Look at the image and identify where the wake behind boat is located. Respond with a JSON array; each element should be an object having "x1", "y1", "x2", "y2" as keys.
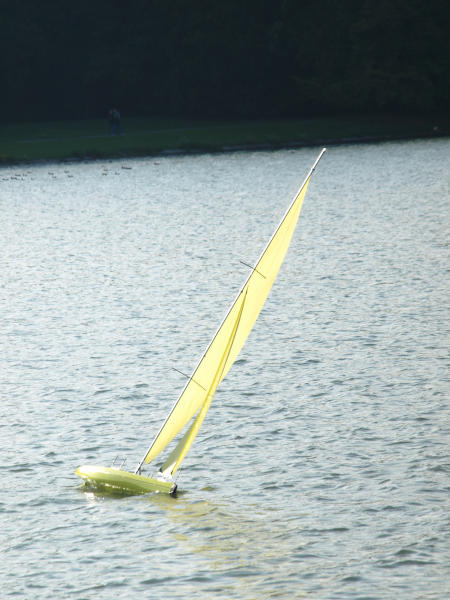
[{"x1": 76, "y1": 149, "x2": 326, "y2": 496}]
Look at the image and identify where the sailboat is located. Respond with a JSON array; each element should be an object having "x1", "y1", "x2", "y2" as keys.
[{"x1": 76, "y1": 148, "x2": 326, "y2": 496}]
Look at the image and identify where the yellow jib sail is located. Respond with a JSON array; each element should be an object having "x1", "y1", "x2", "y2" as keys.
[
  {"x1": 135, "y1": 149, "x2": 326, "y2": 477},
  {"x1": 161, "y1": 289, "x2": 248, "y2": 476}
]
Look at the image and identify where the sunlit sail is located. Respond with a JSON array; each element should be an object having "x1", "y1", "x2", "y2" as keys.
[
  {"x1": 134, "y1": 148, "x2": 326, "y2": 477},
  {"x1": 76, "y1": 148, "x2": 326, "y2": 496},
  {"x1": 160, "y1": 289, "x2": 248, "y2": 477}
]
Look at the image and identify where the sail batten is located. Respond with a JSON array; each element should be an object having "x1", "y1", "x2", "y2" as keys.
[{"x1": 134, "y1": 149, "x2": 326, "y2": 476}]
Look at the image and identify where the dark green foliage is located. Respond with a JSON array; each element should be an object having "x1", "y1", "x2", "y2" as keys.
[{"x1": 0, "y1": 0, "x2": 448, "y2": 122}]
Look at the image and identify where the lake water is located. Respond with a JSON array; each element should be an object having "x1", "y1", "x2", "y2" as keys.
[{"x1": 1, "y1": 139, "x2": 449, "y2": 599}]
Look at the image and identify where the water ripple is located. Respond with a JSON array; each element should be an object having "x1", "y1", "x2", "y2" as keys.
[{"x1": 1, "y1": 140, "x2": 449, "y2": 599}]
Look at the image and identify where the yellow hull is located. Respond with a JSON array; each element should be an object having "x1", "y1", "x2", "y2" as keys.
[{"x1": 75, "y1": 465, "x2": 177, "y2": 496}]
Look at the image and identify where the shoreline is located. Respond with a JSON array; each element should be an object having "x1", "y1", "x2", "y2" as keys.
[{"x1": 1, "y1": 115, "x2": 448, "y2": 167}]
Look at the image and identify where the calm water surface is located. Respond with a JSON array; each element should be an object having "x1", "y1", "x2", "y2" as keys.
[{"x1": 1, "y1": 139, "x2": 449, "y2": 599}]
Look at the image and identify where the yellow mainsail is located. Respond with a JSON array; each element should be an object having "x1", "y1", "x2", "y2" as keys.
[{"x1": 135, "y1": 149, "x2": 326, "y2": 477}]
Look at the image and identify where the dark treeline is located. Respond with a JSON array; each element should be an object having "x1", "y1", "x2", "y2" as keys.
[{"x1": 1, "y1": 0, "x2": 449, "y2": 123}]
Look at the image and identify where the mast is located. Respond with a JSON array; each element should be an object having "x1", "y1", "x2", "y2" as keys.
[{"x1": 134, "y1": 148, "x2": 326, "y2": 476}]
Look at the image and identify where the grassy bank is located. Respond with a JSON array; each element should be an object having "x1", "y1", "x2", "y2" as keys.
[{"x1": 1, "y1": 114, "x2": 448, "y2": 165}]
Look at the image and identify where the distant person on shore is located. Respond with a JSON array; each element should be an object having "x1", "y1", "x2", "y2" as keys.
[
  {"x1": 108, "y1": 108, "x2": 123, "y2": 135},
  {"x1": 108, "y1": 108, "x2": 114, "y2": 134}
]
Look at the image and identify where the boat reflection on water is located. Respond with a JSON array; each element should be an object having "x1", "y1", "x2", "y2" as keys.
[{"x1": 145, "y1": 493, "x2": 310, "y2": 598}]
